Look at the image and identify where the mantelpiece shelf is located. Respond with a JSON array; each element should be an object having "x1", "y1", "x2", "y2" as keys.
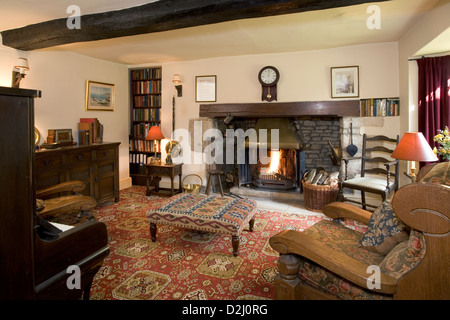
[{"x1": 199, "y1": 100, "x2": 360, "y2": 118}]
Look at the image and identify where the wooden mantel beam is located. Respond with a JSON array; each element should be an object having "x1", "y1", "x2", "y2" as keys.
[
  {"x1": 199, "y1": 101, "x2": 361, "y2": 118},
  {"x1": 1, "y1": 0, "x2": 388, "y2": 51}
]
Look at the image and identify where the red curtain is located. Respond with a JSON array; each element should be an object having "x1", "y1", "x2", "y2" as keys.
[{"x1": 417, "y1": 56, "x2": 450, "y2": 158}]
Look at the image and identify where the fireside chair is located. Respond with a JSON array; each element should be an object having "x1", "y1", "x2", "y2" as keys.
[
  {"x1": 340, "y1": 134, "x2": 399, "y2": 210},
  {"x1": 37, "y1": 181, "x2": 97, "y2": 225},
  {"x1": 269, "y1": 162, "x2": 450, "y2": 300}
]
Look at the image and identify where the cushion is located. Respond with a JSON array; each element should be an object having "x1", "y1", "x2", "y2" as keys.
[
  {"x1": 342, "y1": 177, "x2": 395, "y2": 192},
  {"x1": 379, "y1": 230, "x2": 426, "y2": 279},
  {"x1": 421, "y1": 162, "x2": 450, "y2": 186},
  {"x1": 297, "y1": 256, "x2": 392, "y2": 300},
  {"x1": 298, "y1": 220, "x2": 390, "y2": 300},
  {"x1": 304, "y1": 220, "x2": 384, "y2": 265},
  {"x1": 359, "y1": 200, "x2": 409, "y2": 255}
]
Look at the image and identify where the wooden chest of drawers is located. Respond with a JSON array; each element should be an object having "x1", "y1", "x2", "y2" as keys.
[{"x1": 35, "y1": 142, "x2": 120, "y2": 203}]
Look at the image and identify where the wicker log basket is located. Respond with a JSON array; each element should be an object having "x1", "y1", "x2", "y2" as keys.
[{"x1": 302, "y1": 180, "x2": 339, "y2": 212}]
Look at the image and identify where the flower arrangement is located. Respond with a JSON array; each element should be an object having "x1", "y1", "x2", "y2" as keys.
[{"x1": 433, "y1": 126, "x2": 450, "y2": 160}]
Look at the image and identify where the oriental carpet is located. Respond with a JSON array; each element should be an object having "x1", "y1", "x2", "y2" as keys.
[{"x1": 87, "y1": 186, "x2": 365, "y2": 300}]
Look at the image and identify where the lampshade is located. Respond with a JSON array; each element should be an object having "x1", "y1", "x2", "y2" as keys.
[
  {"x1": 172, "y1": 74, "x2": 181, "y2": 85},
  {"x1": 14, "y1": 58, "x2": 29, "y2": 71},
  {"x1": 146, "y1": 126, "x2": 164, "y2": 140},
  {"x1": 391, "y1": 132, "x2": 438, "y2": 162}
]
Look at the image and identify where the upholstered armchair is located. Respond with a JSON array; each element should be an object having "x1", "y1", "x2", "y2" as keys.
[
  {"x1": 37, "y1": 181, "x2": 97, "y2": 225},
  {"x1": 270, "y1": 162, "x2": 449, "y2": 300}
]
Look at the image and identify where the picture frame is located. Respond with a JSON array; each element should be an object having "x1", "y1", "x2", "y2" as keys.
[
  {"x1": 54, "y1": 129, "x2": 73, "y2": 144},
  {"x1": 330, "y1": 66, "x2": 359, "y2": 98},
  {"x1": 195, "y1": 75, "x2": 216, "y2": 102},
  {"x1": 85, "y1": 80, "x2": 115, "y2": 111}
]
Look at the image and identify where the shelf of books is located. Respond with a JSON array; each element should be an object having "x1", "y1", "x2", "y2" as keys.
[
  {"x1": 129, "y1": 67, "x2": 162, "y2": 185},
  {"x1": 360, "y1": 98, "x2": 399, "y2": 117}
]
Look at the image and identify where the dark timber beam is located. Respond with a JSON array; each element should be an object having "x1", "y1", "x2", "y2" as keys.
[
  {"x1": 1, "y1": 0, "x2": 388, "y2": 51},
  {"x1": 199, "y1": 101, "x2": 361, "y2": 118}
]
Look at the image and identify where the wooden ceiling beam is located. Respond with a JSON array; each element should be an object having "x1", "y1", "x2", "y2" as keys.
[{"x1": 1, "y1": 0, "x2": 388, "y2": 51}]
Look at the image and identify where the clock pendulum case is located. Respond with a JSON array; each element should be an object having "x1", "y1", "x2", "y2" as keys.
[{"x1": 258, "y1": 66, "x2": 280, "y2": 102}]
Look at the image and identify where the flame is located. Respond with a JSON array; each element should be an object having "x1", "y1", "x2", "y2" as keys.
[{"x1": 269, "y1": 150, "x2": 280, "y2": 173}]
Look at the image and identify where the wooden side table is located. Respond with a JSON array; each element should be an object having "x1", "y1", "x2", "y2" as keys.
[{"x1": 145, "y1": 163, "x2": 183, "y2": 196}]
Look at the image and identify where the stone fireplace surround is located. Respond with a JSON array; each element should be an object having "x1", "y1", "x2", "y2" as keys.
[{"x1": 198, "y1": 100, "x2": 363, "y2": 195}]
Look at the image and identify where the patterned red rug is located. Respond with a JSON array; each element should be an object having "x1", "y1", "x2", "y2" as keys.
[{"x1": 89, "y1": 186, "x2": 364, "y2": 300}]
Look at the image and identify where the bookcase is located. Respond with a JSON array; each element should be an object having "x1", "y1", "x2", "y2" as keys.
[
  {"x1": 359, "y1": 97, "x2": 399, "y2": 117},
  {"x1": 129, "y1": 67, "x2": 162, "y2": 185}
]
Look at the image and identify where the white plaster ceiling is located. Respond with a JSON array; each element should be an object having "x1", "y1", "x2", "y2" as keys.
[{"x1": 0, "y1": 0, "x2": 448, "y2": 65}]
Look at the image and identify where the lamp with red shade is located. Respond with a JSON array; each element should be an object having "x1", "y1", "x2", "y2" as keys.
[
  {"x1": 146, "y1": 126, "x2": 165, "y2": 164},
  {"x1": 391, "y1": 132, "x2": 438, "y2": 182}
]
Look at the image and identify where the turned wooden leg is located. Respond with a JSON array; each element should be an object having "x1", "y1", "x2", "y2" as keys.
[
  {"x1": 249, "y1": 217, "x2": 255, "y2": 232},
  {"x1": 232, "y1": 235, "x2": 239, "y2": 256},
  {"x1": 150, "y1": 223, "x2": 157, "y2": 242},
  {"x1": 274, "y1": 254, "x2": 302, "y2": 300},
  {"x1": 83, "y1": 282, "x2": 92, "y2": 300}
]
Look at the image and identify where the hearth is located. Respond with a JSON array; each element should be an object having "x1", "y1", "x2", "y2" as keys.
[{"x1": 251, "y1": 149, "x2": 302, "y2": 190}]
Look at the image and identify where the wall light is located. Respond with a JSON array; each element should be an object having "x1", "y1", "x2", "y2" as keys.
[
  {"x1": 172, "y1": 74, "x2": 182, "y2": 97},
  {"x1": 12, "y1": 58, "x2": 29, "y2": 88}
]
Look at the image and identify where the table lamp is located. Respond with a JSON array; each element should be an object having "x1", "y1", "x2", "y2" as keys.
[
  {"x1": 146, "y1": 126, "x2": 164, "y2": 164},
  {"x1": 391, "y1": 132, "x2": 438, "y2": 182}
]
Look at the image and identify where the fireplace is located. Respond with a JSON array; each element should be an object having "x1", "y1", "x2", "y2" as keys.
[
  {"x1": 250, "y1": 149, "x2": 303, "y2": 190},
  {"x1": 198, "y1": 101, "x2": 357, "y2": 193},
  {"x1": 236, "y1": 118, "x2": 307, "y2": 190}
]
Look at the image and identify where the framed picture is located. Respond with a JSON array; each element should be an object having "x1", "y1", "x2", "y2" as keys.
[
  {"x1": 85, "y1": 80, "x2": 115, "y2": 111},
  {"x1": 330, "y1": 66, "x2": 359, "y2": 98},
  {"x1": 195, "y1": 75, "x2": 216, "y2": 102}
]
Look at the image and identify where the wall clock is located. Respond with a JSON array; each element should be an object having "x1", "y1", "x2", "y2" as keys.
[{"x1": 258, "y1": 66, "x2": 279, "y2": 102}]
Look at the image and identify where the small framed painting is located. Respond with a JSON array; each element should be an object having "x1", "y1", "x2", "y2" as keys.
[
  {"x1": 330, "y1": 66, "x2": 359, "y2": 98},
  {"x1": 85, "y1": 80, "x2": 115, "y2": 111},
  {"x1": 195, "y1": 75, "x2": 216, "y2": 102}
]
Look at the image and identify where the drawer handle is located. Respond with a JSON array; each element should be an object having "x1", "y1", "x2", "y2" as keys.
[
  {"x1": 45, "y1": 160, "x2": 51, "y2": 166},
  {"x1": 78, "y1": 154, "x2": 83, "y2": 160},
  {"x1": 103, "y1": 151, "x2": 107, "y2": 156}
]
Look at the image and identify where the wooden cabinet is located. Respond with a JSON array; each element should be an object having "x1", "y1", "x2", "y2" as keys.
[{"x1": 35, "y1": 142, "x2": 120, "y2": 203}]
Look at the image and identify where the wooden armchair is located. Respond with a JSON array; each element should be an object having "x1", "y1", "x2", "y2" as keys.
[
  {"x1": 269, "y1": 162, "x2": 450, "y2": 300},
  {"x1": 37, "y1": 181, "x2": 97, "y2": 224}
]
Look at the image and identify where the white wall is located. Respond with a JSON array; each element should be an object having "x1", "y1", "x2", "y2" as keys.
[
  {"x1": 397, "y1": 0, "x2": 450, "y2": 185},
  {"x1": 135, "y1": 42, "x2": 400, "y2": 186},
  {"x1": 1, "y1": 36, "x2": 401, "y2": 190},
  {"x1": 0, "y1": 40, "x2": 131, "y2": 189}
]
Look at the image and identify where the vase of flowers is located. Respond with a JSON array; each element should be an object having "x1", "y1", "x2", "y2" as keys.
[{"x1": 433, "y1": 126, "x2": 450, "y2": 160}]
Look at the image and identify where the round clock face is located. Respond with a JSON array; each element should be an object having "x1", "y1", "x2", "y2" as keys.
[{"x1": 259, "y1": 66, "x2": 279, "y2": 85}]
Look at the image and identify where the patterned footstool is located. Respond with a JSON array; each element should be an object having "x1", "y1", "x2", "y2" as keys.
[{"x1": 146, "y1": 193, "x2": 256, "y2": 256}]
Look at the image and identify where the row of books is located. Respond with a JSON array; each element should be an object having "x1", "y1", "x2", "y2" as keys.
[
  {"x1": 132, "y1": 122, "x2": 160, "y2": 139},
  {"x1": 129, "y1": 154, "x2": 151, "y2": 175},
  {"x1": 134, "y1": 95, "x2": 161, "y2": 108},
  {"x1": 78, "y1": 118, "x2": 103, "y2": 145},
  {"x1": 132, "y1": 80, "x2": 162, "y2": 95},
  {"x1": 129, "y1": 139, "x2": 161, "y2": 153},
  {"x1": 130, "y1": 68, "x2": 161, "y2": 81},
  {"x1": 133, "y1": 108, "x2": 160, "y2": 122},
  {"x1": 360, "y1": 98, "x2": 400, "y2": 117}
]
